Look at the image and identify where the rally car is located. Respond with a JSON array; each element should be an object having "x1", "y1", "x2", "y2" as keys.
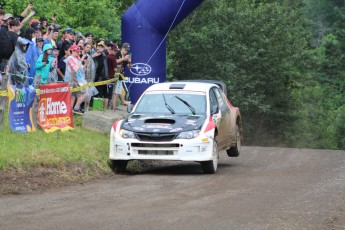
[{"x1": 109, "y1": 81, "x2": 243, "y2": 174}]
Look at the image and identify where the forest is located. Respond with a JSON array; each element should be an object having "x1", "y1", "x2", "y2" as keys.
[{"x1": 1, "y1": 0, "x2": 344, "y2": 150}]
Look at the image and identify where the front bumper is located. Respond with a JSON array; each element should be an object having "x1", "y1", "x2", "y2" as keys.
[{"x1": 109, "y1": 129, "x2": 215, "y2": 162}]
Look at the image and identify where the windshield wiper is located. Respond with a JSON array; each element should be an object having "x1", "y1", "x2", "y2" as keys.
[
  {"x1": 163, "y1": 94, "x2": 175, "y2": 114},
  {"x1": 175, "y1": 96, "x2": 196, "y2": 115}
]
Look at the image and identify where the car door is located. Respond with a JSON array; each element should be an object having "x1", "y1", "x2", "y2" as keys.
[{"x1": 209, "y1": 87, "x2": 232, "y2": 150}]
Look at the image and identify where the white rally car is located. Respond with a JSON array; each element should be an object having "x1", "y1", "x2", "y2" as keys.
[{"x1": 109, "y1": 81, "x2": 243, "y2": 174}]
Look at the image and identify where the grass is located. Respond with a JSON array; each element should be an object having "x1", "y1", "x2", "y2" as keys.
[{"x1": 0, "y1": 110, "x2": 111, "y2": 174}]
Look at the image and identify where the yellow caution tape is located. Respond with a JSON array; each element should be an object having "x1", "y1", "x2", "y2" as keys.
[{"x1": 0, "y1": 73, "x2": 127, "y2": 97}]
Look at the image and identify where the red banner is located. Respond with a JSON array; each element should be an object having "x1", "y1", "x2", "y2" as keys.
[{"x1": 38, "y1": 83, "x2": 74, "y2": 133}]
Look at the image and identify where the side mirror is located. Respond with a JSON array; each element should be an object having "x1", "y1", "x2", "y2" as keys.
[
  {"x1": 211, "y1": 104, "x2": 219, "y2": 115},
  {"x1": 127, "y1": 103, "x2": 133, "y2": 113}
]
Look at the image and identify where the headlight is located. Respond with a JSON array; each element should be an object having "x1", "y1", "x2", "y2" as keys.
[
  {"x1": 120, "y1": 129, "x2": 135, "y2": 139},
  {"x1": 176, "y1": 130, "x2": 200, "y2": 139}
]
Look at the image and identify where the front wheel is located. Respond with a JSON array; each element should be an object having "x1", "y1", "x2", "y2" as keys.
[
  {"x1": 227, "y1": 124, "x2": 241, "y2": 157},
  {"x1": 110, "y1": 160, "x2": 128, "y2": 174},
  {"x1": 201, "y1": 140, "x2": 218, "y2": 174}
]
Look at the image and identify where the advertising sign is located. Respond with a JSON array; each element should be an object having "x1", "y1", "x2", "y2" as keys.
[
  {"x1": 122, "y1": 0, "x2": 204, "y2": 103},
  {"x1": 8, "y1": 85, "x2": 36, "y2": 133},
  {"x1": 38, "y1": 83, "x2": 74, "y2": 133}
]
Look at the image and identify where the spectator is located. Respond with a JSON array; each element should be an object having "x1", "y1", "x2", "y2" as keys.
[
  {"x1": 48, "y1": 47, "x2": 59, "y2": 83},
  {"x1": 106, "y1": 45, "x2": 118, "y2": 110},
  {"x1": 24, "y1": 27, "x2": 40, "y2": 85},
  {"x1": 64, "y1": 45, "x2": 88, "y2": 113},
  {"x1": 32, "y1": 24, "x2": 43, "y2": 43},
  {"x1": 1, "y1": 3, "x2": 35, "y2": 32},
  {"x1": 42, "y1": 15, "x2": 58, "y2": 40},
  {"x1": 0, "y1": 19, "x2": 20, "y2": 72},
  {"x1": 76, "y1": 37, "x2": 85, "y2": 50},
  {"x1": 39, "y1": 16, "x2": 48, "y2": 33},
  {"x1": 57, "y1": 44, "x2": 71, "y2": 82},
  {"x1": 8, "y1": 37, "x2": 29, "y2": 85},
  {"x1": 1, "y1": 13, "x2": 14, "y2": 31},
  {"x1": 35, "y1": 44, "x2": 53, "y2": 84},
  {"x1": 92, "y1": 40, "x2": 108, "y2": 102},
  {"x1": 83, "y1": 43, "x2": 95, "y2": 83},
  {"x1": 58, "y1": 29, "x2": 75, "y2": 61},
  {"x1": 105, "y1": 40, "x2": 114, "y2": 54},
  {"x1": 84, "y1": 32, "x2": 95, "y2": 54},
  {"x1": 114, "y1": 42, "x2": 132, "y2": 106},
  {"x1": 57, "y1": 28, "x2": 72, "y2": 50},
  {"x1": 82, "y1": 42, "x2": 97, "y2": 111},
  {"x1": 43, "y1": 25, "x2": 60, "y2": 58},
  {"x1": 36, "y1": 37, "x2": 44, "y2": 54}
]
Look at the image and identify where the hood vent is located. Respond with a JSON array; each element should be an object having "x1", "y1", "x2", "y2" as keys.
[{"x1": 145, "y1": 118, "x2": 175, "y2": 124}]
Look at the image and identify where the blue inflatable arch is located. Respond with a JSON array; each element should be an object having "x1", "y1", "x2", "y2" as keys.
[{"x1": 122, "y1": 0, "x2": 204, "y2": 103}]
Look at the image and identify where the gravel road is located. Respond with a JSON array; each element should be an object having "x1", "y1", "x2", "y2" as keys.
[{"x1": 0, "y1": 146, "x2": 344, "y2": 230}]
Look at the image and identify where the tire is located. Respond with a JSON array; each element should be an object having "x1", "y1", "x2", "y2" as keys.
[
  {"x1": 201, "y1": 140, "x2": 218, "y2": 174},
  {"x1": 110, "y1": 160, "x2": 128, "y2": 174},
  {"x1": 227, "y1": 124, "x2": 241, "y2": 157}
]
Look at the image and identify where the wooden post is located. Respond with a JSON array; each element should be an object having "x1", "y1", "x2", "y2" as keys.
[
  {"x1": 0, "y1": 72, "x2": 9, "y2": 131},
  {"x1": 32, "y1": 75, "x2": 41, "y2": 129}
]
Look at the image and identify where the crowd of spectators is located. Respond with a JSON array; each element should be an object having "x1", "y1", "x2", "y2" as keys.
[{"x1": 0, "y1": 3, "x2": 132, "y2": 113}]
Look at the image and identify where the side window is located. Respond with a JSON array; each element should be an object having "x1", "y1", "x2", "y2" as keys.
[
  {"x1": 214, "y1": 88, "x2": 225, "y2": 107},
  {"x1": 209, "y1": 88, "x2": 218, "y2": 113}
]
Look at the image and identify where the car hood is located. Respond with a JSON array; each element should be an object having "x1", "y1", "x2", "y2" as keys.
[{"x1": 121, "y1": 114, "x2": 207, "y2": 133}]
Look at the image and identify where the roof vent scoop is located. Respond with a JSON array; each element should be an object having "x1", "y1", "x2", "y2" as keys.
[{"x1": 169, "y1": 84, "x2": 185, "y2": 89}]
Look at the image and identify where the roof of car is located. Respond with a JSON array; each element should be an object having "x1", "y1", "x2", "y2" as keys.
[{"x1": 146, "y1": 81, "x2": 222, "y2": 93}]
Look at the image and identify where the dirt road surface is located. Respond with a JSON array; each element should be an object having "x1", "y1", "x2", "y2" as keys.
[{"x1": 0, "y1": 146, "x2": 345, "y2": 230}]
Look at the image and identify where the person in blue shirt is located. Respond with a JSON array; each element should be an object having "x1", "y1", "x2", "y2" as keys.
[{"x1": 24, "y1": 27, "x2": 40, "y2": 85}]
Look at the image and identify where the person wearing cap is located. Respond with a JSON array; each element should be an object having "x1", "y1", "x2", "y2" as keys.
[
  {"x1": 92, "y1": 40, "x2": 108, "y2": 103},
  {"x1": 6, "y1": 4, "x2": 36, "y2": 32},
  {"x1": 1, "y1": 13, "x2": 14, "y2": 31},
  {"x1": 58, "y1": 29, "x2": 75, "y2": 61},
  {"x1": 36, "y1": 37, "x2": 44, "y2": 53},
  {"x1": 35, "y1": 44, "x2": 54, "y2": 84},
  {"x1": 57, "y1": 28, "x2": 72, "y2": 51},
  {"x1": 64, "y1": 45, "x2": 88, "y2": 113},
  {"x1": 114, "y1": 42, "x2": 132, "y2": 106},
  {"x1": 105, "y1": 44, "x2": 118, "y2": 110},
  {"x1": 32, "y1": 24, "x2": 43, "y2": 43}
]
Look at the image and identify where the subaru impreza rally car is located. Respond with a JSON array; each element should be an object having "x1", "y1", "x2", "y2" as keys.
[{"x1": 109, "y1": 81, "x2": 243, "y2": 174}]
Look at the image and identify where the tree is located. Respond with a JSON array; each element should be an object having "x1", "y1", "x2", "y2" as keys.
[
  {"x1": 168, "y1": 0, "x2": 311, "y2": 146},
  {"x1": 0, "y1": 0, "x2": 123, "y2": 41}
]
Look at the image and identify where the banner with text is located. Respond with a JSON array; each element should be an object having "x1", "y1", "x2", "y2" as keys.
[
  {"x1": 8, "y1": 85, "x2": 36, "y2": 133},
  {"x1": 38, "y1": 83, "x2": 74, "y2": 133}
]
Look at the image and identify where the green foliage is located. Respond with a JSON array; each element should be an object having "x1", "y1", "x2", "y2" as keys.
[
  {"x1": 0, "y1": 0, "x2": 123, "y2": 41},
  {"x1": 169, "y1": 0, "x2": 311, "y2": 146}
]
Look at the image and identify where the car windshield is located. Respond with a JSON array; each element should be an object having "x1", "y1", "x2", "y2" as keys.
[{"x1": 135, "y1": 92, "x2": 206, "y2": 115}]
